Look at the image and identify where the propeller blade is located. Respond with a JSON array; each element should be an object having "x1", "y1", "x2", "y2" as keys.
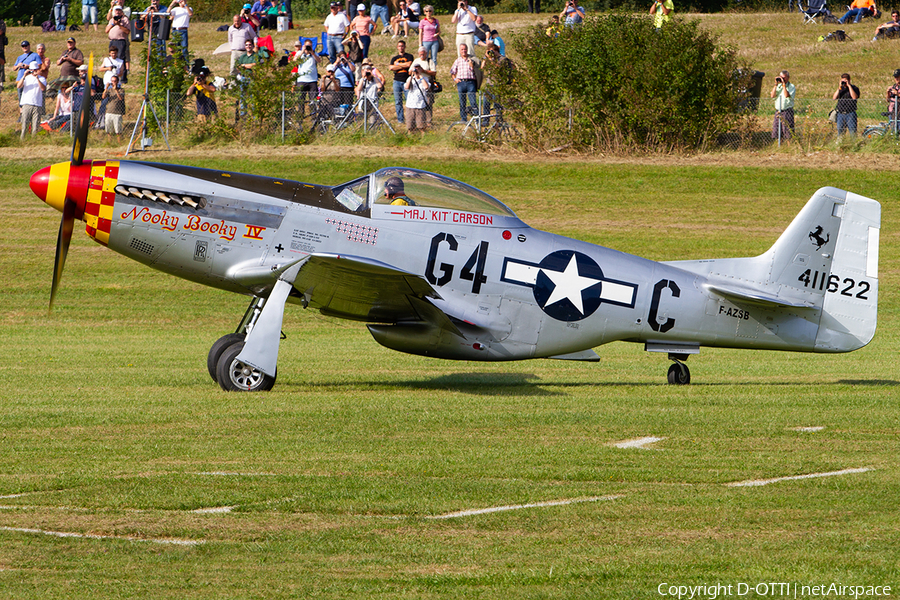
[
  {"x1": 71, "y1": 52, "x2": 94, "y2": 167},
  {"x1": 50, "y1": 198, "x2": 77, "y2": 310}
]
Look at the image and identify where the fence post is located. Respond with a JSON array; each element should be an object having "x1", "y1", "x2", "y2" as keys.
[
  {"x1": 281, "y1": 91, "x2": 286, "y2": 142},
  {"x1": 166, "y1": 89, "x2": 170, "y2": 141}
]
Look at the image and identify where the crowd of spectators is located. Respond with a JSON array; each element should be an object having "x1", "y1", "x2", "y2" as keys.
[
  {"x1": 7, "y1": 1, "x2": 900, "y2": 143},
  {"x1": 2, "y1": 1, "x2": 199, "y2": 139}
]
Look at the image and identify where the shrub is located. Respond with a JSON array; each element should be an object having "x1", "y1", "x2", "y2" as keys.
[
  {"x1": 219, "y1": 55, "x2": 296, "y2": 136},
  {"x1": 488, "y1": 13, "x2": 750, "y2": 151}
]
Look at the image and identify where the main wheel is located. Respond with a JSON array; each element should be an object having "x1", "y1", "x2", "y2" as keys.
[
  {"x1": 216, "y1": 341, "x2": 277, "y2": 392},
  {"x1": 207, "y1": 333, "x2": 246, "y2": 383},
  {"x1": 667, "y1": 362, "x2": 691, "y2": 385}
]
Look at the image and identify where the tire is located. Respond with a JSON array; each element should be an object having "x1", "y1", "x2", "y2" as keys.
[
  {"x1": 863, "y1": 125, "x2": 886, "y2": 139},
  {"x1": 207, "y1": 333, "x2": 246, "y2": 383},
  {"x1": 667, "y1": 363, "x2": 691, "y2": 385},
  {"x1": 216, "y1": 341, "x2": 277, "y2": 392}
]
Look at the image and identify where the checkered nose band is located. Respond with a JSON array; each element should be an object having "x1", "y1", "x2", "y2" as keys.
[{"x1": 30, "y1": 161, "x2": 120, "y2": 247}]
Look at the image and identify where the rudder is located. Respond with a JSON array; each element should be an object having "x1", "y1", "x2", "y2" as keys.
[{"x1": 815, "y1": 190, "x2": 880, "y2": 351}]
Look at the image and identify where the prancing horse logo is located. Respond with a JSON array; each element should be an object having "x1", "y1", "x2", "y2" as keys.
[{"x1": 809, "y1": 226, "x2": 830, "y2": 251}]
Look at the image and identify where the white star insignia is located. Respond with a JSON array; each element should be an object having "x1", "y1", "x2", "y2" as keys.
[{"x1": 541, "y1": 255, "x2": 601, "y2": 315}]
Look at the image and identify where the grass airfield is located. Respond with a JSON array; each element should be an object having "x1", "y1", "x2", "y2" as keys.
[{"x1": 1, "y1": 153, "x2": 898, "y2": 598}]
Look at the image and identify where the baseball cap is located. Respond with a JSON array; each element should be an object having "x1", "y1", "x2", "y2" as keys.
[
  {"x1": 67, "y1": 37, "x2": 76, "y2": 42},
  {"x1": 21, "y1": 40, "x2": 30, "y2": 47},
  {"x1": 77, "y1": 64, "x2": 88, "y2": 71},
  {"x1": 326, "y1": 63, "x2": 336, "y2": 71},
  {"x1": 357, "y1": 3, "x2": 366, "y2": 10}
]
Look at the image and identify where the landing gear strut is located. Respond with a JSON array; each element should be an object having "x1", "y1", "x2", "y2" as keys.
[
  {"x1": 208, "y1": 297, "x2": 279, "y2": 392},
  {"x1": 666, "y1": 353, "x2": 690, "y2": 385}
]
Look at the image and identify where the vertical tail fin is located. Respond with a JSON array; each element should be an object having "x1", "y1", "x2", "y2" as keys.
[
  {"x1": 756, "y1": 187, "x2": 880, "y2": 351},
  {"x1": 668, "y1": 187, "x2": 880, "y2": 352},
  {"x1": 814, "y1": 189, "x2": 880, "y2": 351}
]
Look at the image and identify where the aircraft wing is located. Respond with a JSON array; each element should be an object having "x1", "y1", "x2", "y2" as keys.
[{"x1": 292, "y1": 253, "x2": 444, "y2": 323}]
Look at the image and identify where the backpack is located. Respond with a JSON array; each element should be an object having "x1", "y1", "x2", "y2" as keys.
[
  {"x1": 41, "y1": 20, "x2": 54, "y2": 32},
  {"x1": 818, "y1": 29, "x2": 850, "y2": 42}
]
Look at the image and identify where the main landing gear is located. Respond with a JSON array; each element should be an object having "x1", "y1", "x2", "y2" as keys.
[
  {"x1": 207, "y1": 297, "x2": 278, "y2": 392},
  {"x1": 666, "y1": 353, "x2": 691, "y2": 385}
]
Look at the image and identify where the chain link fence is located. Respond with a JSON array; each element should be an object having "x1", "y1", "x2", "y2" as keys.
[{"x1": 6, "y1": 85, "x2": 900, "y2": 148}]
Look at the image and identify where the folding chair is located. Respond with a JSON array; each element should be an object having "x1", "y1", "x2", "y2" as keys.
[
  {"x1": 801, "y1": 0, "x2": 833, "y2": 23},
  {"x1": 319, "y1": 31, "x2": 330, "y2": 57},
  {"x1": 298, "y1": 36, "x2": 319, "y2": 53}
]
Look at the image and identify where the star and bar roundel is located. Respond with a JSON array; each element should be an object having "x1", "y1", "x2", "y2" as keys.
[{"x1": 501, "y1": 250, "x2": 638, "y2": 322}]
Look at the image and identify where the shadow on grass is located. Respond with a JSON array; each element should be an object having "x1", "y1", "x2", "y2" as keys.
[
  {"x1": 837, "y1": 379, "x2": 900, "y2": 386},
  {"x1": 278, "y1": 374, "x2": 900, "y2": 393}
]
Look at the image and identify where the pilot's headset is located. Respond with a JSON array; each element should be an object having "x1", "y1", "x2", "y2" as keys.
[{"x1": 385, "y1": 177, "x2": 404, "y2": 196}]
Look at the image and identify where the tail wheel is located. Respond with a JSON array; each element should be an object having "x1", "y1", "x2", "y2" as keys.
[
  {"x1": 207, "y1": 333, "x2": 246, "y2": 383},
  {"x1": 216, "y1": 341, "x2": 277, "y2": 392},
  {"x1": 667, "y1": 362, "x2": 690, "y2": 385}
]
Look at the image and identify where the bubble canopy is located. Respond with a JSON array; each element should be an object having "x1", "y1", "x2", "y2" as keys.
[{"x1": 331, "y1": 167, "x2": 518, "y2": 218}]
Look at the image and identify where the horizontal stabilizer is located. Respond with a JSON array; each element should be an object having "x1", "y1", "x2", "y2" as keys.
[{"x1": 706, "y1": 283, "x2": 817, "y2": 309}]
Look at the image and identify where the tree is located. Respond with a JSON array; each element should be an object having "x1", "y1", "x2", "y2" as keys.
[{"x1": 489, "y1": 14, "x2": 750, "y2": 151}]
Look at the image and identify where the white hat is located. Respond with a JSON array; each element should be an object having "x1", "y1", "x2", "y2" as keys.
[
  {"x1": 77, "y1": 64, "x2": 88, "y2": 71},
  {"x1": 326, "y1": 63, "x2": 336, "y2": 71},
  {"x1": 113, "y1": 5, "x2": 123, "y2": 11},
  {"x1": 357, "y1": 3, "x2": 366, "y2": 10},
  {"x1": 29, "y1": 60, "x2": 40, "y2": 69}
]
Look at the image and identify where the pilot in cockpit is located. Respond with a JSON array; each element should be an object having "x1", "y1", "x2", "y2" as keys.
[{"x1": 384, "y1": 176, "x2": 417, "y2": 206}]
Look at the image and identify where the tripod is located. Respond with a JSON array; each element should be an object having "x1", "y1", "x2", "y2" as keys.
[
  {"x1": 126, "y1": 11, "x2": 172, "y2": 155},
  {"x1": 334, "y1": 86, "x2": 395, "y2": 134}
]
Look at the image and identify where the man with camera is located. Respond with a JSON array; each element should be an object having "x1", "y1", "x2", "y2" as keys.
[
  {"x1": 106, "y1": 6, "x2": 131, "y2": 83},
  {"x1": 770, "y1": 70, "x2": 796, "y2": 141},
  {"x1": 16, "y1": 60, "x2": 46, "y2": 139},
  {"x1": 102, "y1": 75, "x2": 126, "y2": 136},
  {"x1": 832, "y1": 73, "x2": 860, "y2": 137},
  {"x1": 560, "y1": 0, "x2": 585, "y2": 27},
  {"x1": 292, "y1": 39, "x2": 320, "y2": 119},
  {"x1": 451, "y1": 0, "x2": 478, "y2": 56},
  {"x1": 56, "y1": 37, "x2": 84, "y2": 83},
  {"x1": 140, "y1": 0, "x2": 170, "y2": 56},
  {"x1": 187, "y1": 66, "x2": 217, "y2": 122},
  {"x1": 13, "y1": 42, "x2": 41, "y2": 103},
  {"x1": 355, "y1": 62, "x2": 383, "y2": 128},
  {"x1": 169, "y1": 0, "x2": 193, "y2": 61}
]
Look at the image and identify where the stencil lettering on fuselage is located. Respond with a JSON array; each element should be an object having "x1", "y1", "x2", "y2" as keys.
[{"x1": 502, "y1": 250, "x2": 638, "y2": 322}]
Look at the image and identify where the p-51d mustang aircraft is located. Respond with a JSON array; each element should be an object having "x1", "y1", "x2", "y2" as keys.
[{"x1": 30, "y1": 65, "x2": 881, "y2": 391}]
